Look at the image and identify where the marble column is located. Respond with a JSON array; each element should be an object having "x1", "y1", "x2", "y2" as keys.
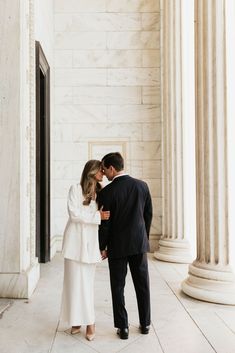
[
  {"x1": 0, "y1": 0, "x2": 39, "y2": 298},
  {"x1": 182, "y1": 0, "x2": 235, "y2": 304},
  {"x1": 154, "y1": 0, "x2": 192, "y2": 263}
]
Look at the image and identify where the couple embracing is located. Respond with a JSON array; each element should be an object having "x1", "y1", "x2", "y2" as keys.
[{"x1": 60, "y1": 152, "x2": 153, "y2": 341}]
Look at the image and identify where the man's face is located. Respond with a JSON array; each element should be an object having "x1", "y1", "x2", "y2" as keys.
[{"x1": 102, "y1": 163, "x2": 114, "y2": 181}]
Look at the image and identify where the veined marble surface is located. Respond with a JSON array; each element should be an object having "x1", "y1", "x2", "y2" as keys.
[
  {"x1": 0, "y1": 0, "x2": 21, "y2": 273},
  {"x1": 53, "y1": 0, "x2": 162, "y2": 245},
  {"x1": 1, "y1": 254, "x2": 235, "y2": 353}
]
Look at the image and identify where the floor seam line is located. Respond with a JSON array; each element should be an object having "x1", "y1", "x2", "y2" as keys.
[{"x1": 152, "y1": 260, "x2": 217, "y2": 353}]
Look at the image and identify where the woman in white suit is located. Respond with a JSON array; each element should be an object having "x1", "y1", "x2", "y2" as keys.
[{"x1": 60, "y1": 160, "x2": 110, "y2": 341}]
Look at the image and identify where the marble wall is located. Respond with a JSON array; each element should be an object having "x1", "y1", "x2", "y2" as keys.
[
  {"x1": 0, "y1": 0, "x2": 40, "y2": 298},
  {"x1": 35, "y1": 0, "x2": 54, "y2": 64},
  {"x1": 0, "y1": 0, "x2": 55, "y2": 298},
  {"x1": 53, "y1": 0, "x2": 162, "y2": 250},
  {"x1": 34, "y1": 0, "x2": 55, "y2": 256},
  {"x1": 0, "y1": 0, "x2": 21, "y2": 273}
]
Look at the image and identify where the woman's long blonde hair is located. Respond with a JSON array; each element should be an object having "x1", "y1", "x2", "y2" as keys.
[{"x1": 80, "y1": 160, "x2": 102, "y2": 205}]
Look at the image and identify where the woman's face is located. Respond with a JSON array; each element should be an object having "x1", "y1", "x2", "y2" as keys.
[{"x1": 94, "y1": 168, "x2": 104, "y2": 182}]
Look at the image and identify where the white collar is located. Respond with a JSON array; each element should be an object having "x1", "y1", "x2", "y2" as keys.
[{"x1": 113, "y1": 173, "x2": 128, "y2": 180}]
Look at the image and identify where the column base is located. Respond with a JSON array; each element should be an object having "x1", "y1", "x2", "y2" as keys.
[
  {"x1": 154, "y1": 239, "x2": 192, "y2": 263},
  {"x1": 149, "y1": 234, "x2": 161, "y2": 253},
  {"x1": 51, "y1": 235, "x2": 63, "y2": 258},
  {"x1": 0, "y1": 261, "x2": 40, "y2": 299},
  {"x1": 182, "y1": 261, "x2": 235, "y2": 305}
]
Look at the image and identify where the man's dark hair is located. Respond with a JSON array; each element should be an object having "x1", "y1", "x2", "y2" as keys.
[{"x1": 102, "y1": 152, "x2": 124, "y2": 171}]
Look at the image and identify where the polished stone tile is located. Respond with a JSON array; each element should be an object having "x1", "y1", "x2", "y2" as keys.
[
  {"x1": 143, "y1": 122, "x2": 161, "y2": 141},
  {"x1": 119, "y1": 330, "x2": 163, "y2": 353},
  {"x1": 142, "y1": 86, "x2": 161, "y2": 104},
  {"x1": 107, "y1": 50, "x2": 142, "y2": 68},
  {"x1": 130, "y1": 141, "x2": 161, "y2": 160},
  {"x1": 188, "y1": 311, "x2": 235, "y2": 353},
  {"x1": 55, "y1": 68, "x2": 107, "y2": 87},
  {"x1": 107, "y1": 31, "x2": 159, "y2": 50},
  {"x1": 55, "y1": 32, "x2": 106, "y2": 50},
  {"x1": 107, "y1": 68, "x2": 159, "y2": 86},
  {"x1": 142, "y1": 13, "x2": 160, "y2": 31},
  {"x1": 0, "y1": 257, "x2": 63, "y2": 353},
  {"x1": 1, "y1": 255, "x2": 235, "y2": 353},
  {"x1": 107, "y1": 105, "x2": 160, "y2": 123},
  {"x1": 54, "y1": 50, "x2": 73, "y2": 68},
  {"x1": 142, "y1": 49, "x2": 160, "y2": 67},
  {"x1": 54, "y1": 104, "x2": 107, "y2": 123},
  {"x1": 106, "y1": 0, "x2": 159, "y2": 13},
  {"x1": 54, "y1": 0, "x2": 106, "y2": 13},
  {"x1": 51, "y1": 331, "x2": 97, "y2": 353},
  {"x1": 54, "y1": 87, "x2": 73, "y2": 104},
  {"x1": 73, "y1": 86, "x2": 142, "y2": 105},
  {"x1": 52, "y1": 0, "x2": 161, "y2": 258},
  {"x1": 53, "y1": 142, "x2": 88, "y2": 161},
  {"x1": 55, "y1": 13, "x2": 141, "y2": 32},
  {"x1": 0, "y1": 299, "x2": 12, "y2": 317}
]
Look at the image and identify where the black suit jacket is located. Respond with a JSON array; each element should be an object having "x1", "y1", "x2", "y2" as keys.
[{"x1": 98, "y1": 175, "x2": 153, "y2": 259}]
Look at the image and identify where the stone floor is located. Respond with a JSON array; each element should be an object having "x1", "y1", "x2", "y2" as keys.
[{"x1": 1, "y1": 253, "x2": 235, "y2": 353}]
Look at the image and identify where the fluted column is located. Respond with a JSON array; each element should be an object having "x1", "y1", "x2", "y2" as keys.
[
  {"x1": 154, "y1": 0, "x2": 192, "y2": 263},
  {"x1": 182, "y1": 0, "x2": 235, "y2": 304}
]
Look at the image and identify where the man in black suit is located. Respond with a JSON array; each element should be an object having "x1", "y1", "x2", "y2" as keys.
[{"x1": 98, "y1": 152, "x2": 152, "y2": 340}]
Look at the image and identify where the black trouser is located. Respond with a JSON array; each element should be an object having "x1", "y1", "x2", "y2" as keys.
[{"x1": 108, "y1": 253, "x2": 151, "y2": 329}]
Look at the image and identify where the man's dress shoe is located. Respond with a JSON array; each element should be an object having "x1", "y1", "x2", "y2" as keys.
[
  {"x1": 117, "y1": 328, "x2": 129, "y2": 339},
  {"x1": 139, "y1": 326, "x2": 150, "y2": 334}
]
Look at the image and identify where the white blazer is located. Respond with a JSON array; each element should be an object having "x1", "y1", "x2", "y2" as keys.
[{"x1": 62, "y1": 184, "x2": 101, "y2": 263}]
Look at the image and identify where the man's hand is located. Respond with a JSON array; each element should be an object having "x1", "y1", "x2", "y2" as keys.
[{"x1": 100, "y1": 250, "x2": 108, "y2": 260}]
